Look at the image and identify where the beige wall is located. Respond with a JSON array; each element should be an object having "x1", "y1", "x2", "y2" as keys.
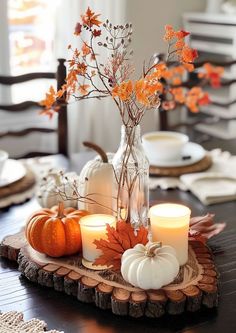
[
  {"x1": 126, "y1": 0, "x2": 206, "y2": 71},
  {"x1": 125, "y1": 0, "x2": 207, "y2": 131}
]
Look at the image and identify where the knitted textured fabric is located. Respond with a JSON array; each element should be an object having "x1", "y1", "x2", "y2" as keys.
[{"x1": 0, "y1": 311, "x2": 64, "y2": 333}]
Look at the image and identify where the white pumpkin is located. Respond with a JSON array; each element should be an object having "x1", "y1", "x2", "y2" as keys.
[
  {"x1": 121, "y1": 242, "x2": 180, "y2": 290},
  {"x1": 36, "y1": 172, "x2": 79, "y2": 208},
  {"x1": 78, "y1": 142, "x2": 114, "y2": 214}
]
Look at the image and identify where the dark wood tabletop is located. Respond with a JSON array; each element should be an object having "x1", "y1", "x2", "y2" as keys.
[{"x1": 0, "y1": 138, "x2": 236, "y2": 333}]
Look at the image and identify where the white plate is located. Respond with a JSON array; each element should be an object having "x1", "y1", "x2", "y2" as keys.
[
  {"x1": 148, "y1": 142, "x2": 206, "y2": 167},
  {"x1": 0, "y1": 159, "x2": 26, "y2": 187}
]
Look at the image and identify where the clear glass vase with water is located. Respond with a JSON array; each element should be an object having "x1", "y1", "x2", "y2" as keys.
[{"x1": 112, "y1": 125, "x2": 149, "y2": 229}]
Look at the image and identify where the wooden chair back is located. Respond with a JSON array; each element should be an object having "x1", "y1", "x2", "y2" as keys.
[{"x1": 0, "y1": 58, "x2": 68, "y2": 158}]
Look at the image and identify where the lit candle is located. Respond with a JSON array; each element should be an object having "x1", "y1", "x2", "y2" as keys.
[
  {"x1": 79, "y1": 214, "x2": 116, "y2": 263},
  {"x1": 149, "y1": 203, "x2": 191, "y2": 265}
]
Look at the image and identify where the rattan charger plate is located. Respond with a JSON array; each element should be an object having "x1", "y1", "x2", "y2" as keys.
[
  {"x1": 149, "y1": 154, "x2": 212, "y2": 177},
  {"x1": 0, "y1": 167, "x2": 36, "y2": 208}
]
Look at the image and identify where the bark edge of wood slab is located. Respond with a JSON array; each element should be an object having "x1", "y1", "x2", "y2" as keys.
[{"x1": 0, "y1": 231, "x2": 219, "y2": 318}]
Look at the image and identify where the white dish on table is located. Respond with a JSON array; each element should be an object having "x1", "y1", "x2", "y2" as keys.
[
  {"x1": 0, "y1": 159, "x2": 26, "y2": 187},
  {"x1": 147, "y1": 142, "x2": 206, "y2": 167},
  {"x1": 142, "y1": 131, "x2": 189, "y2": 162}
]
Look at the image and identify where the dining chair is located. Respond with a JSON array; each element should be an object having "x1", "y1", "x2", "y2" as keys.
[{"x1": 0, "y1": 58, "x2": 68, "y2": 158}]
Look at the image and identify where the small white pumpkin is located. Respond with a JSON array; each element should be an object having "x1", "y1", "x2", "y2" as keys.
[
  {"x1": 78, "y1": 142, "x2": 114, "y2": 214},
  {"x1": 121, "y1": 242, "x2": 180, "y2": 290},
  {"x1": 36, "y1": 172, "x2": 79, "y2": 208}
]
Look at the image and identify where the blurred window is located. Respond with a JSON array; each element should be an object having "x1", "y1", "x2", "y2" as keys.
[
  {"x1": 7, "y1": 0, "x2": 60, "y2": 102},
  {"x1": 1, "y1": 0, "x2": 59, "y2": 157},
  {"x1": 8, "y1": 0, "x2": 58, "y2": 75}
]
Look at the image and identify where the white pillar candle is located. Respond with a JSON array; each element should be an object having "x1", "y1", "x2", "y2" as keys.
[
  {"x1": 79, "y1": 214, "x2": 116, "y2": 262},
  {"x1": 149, "y1": 203, "x2": 191, "y2": 266}
]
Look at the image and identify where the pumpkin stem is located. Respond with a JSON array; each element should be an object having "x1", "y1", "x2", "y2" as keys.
[
  {"x1": 83, "y1": 141, "x2": 108, "y2": 163},
  {"x1": 57, "y1": 201, "x2": 65, "y2": 218},
  {"x1": 145, "y1": 242, "x2": 162, "y2": 257}
]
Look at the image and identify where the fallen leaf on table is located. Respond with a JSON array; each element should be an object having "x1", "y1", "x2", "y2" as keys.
[
  {"x1": 93, "y1": 220, "x2": 148, "y2": 271},
  {"x1": 189, "y1": 213, "x2": 226, "y2": 243}
]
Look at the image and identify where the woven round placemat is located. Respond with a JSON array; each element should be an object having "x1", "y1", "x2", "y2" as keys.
[
  {"x1": 0, "y1": 311, "x2": 63, "y2": 333},
  {"x1": 0, "y1": 167, "x2": 36, "y2": 199},
  {"x1": 149, "y1": 154, "x2": 212, "y2": 177}
]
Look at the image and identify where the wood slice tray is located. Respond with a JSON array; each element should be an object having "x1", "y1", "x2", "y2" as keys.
[
  {"x1": 149, "y1": 155, "x2": 212, "y2": 177},
  {"x1": 0, "y1": 231, "x2": 219, "y2": 318}
]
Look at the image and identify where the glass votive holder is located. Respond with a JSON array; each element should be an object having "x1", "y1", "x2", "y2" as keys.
[{"x1": 79, "y1": 214, "x2": 116, "y2": 269}]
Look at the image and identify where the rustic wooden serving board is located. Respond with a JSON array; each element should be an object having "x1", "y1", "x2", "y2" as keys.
[{"x1": 0, "y1": 231, "x2": 219, "y2": 318}]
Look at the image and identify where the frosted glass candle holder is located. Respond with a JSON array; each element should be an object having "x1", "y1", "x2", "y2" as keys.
[
  {"x1": 149, "y1": 203, "x2": 191, "y2": 266},
  {"x1": 80, "y1": 214, "x2": 116, "y2": 263}
]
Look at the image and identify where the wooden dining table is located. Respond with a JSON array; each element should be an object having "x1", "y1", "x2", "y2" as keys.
[{"x1": 0, "y1": 138, "x2": 236, "y2": 333}]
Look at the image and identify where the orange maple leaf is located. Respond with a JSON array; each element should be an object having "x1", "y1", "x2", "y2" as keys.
[
  {"x1": 163, "y1": 25, "x2": 175, "y2": 41},
  {"x1": 198, "y1": 93, "x2": 210, "y2": 106},
  {"x1": 81, "y1": 7, "x2": 102, "y2": 28},
  {"x1": 82, "y1": 42, "x2": 91, "y2": 56},
  {"x1": 76, "y1": 62, "x2": 87, "y2": 75},
  {"x1": 79, "y1": 84, "x2": 90, "y2": 95},
  {"x1": 134, "y1": 79, "x2": 163, "y2": 106},
  {"x1": 74, "y1": 22, "x2": 82, "y2": 36},
  {"x1": 198, "y1": 63, "x2": 224, "y2": 88},
  {"x1": 134, "y1": 79, "x2": 150, "y2": 106},
  {"x1": 162, "y1": 100, "x2": 176, "y2": 111},
  {"x1": 93, "y1": 29, "x2": 101, "y2": 37},
  {"x1": 112, "y1": 80, "x2": 133, "y2": 101},
  {"x1": 171, "y1": 87, "x2": 186, "y2": 104},
  {"x1": 39, "y1": 108, "x2": 56, "y2": 119},
  {"x1": 175, "y1": 30, "x2": 190, "y2": 39},
  {"x1": 181, "y1": 46, "x2": 198, "y2": 63},
  {"x1": 93, "y1": 220, "x2": 148, "y2": 271},
  {"x1": 189, "y1": 213, "x2": 226, "y2": 243},
  {"x1": 39, "y1": 85, "x2": 56, "y2": 109},
  {"x1": 183, "y1": 63, "x2": 194, "y2": 72},
  {"x1": 175, "y1": 38, "x2": 185, "y2": 50}
]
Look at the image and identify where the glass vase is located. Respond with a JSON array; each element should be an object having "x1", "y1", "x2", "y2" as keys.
[{"x1": 112, "y1": 125, "x2": 149, "y2": 229}]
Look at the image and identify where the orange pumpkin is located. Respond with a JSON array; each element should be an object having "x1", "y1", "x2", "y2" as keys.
[{"x1": 25, "y1": 202, "x2": 89, "y2": 257}]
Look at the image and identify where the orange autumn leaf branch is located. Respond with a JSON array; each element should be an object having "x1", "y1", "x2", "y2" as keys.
[{"x1": 40, "y1": 8, "x2": 224, "y2": 122}]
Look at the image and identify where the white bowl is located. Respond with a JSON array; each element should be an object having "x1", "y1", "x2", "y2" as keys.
[
  {"x1": 0, "y1": 150, "x2": 9, "y2": 179},
  {"x1": 142, "y1": 131, "x2": 189, "y2": 163}
]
